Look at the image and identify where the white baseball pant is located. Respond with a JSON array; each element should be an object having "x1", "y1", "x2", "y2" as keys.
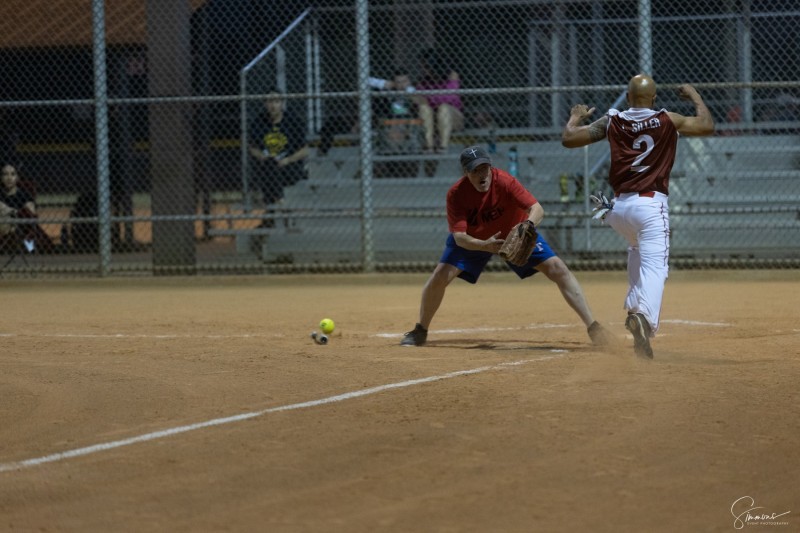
[{"x1": 605, "y1": 192, "x2": 670, "y2": 336}]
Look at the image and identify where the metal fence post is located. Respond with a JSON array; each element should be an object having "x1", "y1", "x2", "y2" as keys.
[
  {"x1": 92, "y1": 0, "x2": 111, "y2": 276},
  {"x1": 355, "y1": 0, "x2": 375, "y2": 272}
]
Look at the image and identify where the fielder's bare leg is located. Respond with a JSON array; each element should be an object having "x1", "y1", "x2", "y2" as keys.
[
  {"x1": 401, "y1": 263, "x2": 461, "y2": 346},
  {"x1": 535, "y1": 257, "x2": 595, "y2": 327},
  {"x1": 418, "y1": 262, "x2": 461, "y2": 329}
]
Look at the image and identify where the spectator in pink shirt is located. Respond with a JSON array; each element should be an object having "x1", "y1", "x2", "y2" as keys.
[{"x1": 415, "y1": 49, "x2": 464, "y2": 154}]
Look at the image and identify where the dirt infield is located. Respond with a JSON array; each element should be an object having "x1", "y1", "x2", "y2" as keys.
[{"x1": 1, "y1": 270, "x2": 798, "y2": 532}]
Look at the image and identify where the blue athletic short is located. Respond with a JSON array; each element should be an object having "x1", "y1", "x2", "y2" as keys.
[{"x1": 440, "y1": 232, "x2": 557, "y2": 284}]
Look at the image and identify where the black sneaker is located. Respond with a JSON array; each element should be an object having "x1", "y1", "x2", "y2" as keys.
[
  {"x1": 625, "y1": 313, "x2": 653, "y2": 359},
  {"x1": 400, "y1": 323, "x2": 428, "y2": 346}
]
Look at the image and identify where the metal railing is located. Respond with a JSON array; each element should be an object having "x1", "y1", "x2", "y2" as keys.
[{"x1": 238, "y1": 7, "x2": 313, "y2": 212}]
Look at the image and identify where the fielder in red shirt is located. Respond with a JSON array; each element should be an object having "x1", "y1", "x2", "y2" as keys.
[{"x1": 400, "y1": 146, "x2": 610, "y2": 347}]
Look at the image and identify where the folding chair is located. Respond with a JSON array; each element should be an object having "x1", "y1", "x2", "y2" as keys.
[
  {"x1": 0, "y1": 179, "x2": 53, "y2": 274},
  {"x1": 0, "y1": 223, "x2": 35, "y2": 272}
]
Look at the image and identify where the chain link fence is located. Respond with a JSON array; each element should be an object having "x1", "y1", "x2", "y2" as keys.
[{"x1": 1, "y1": 0, "x2": 798, "y2": 276}]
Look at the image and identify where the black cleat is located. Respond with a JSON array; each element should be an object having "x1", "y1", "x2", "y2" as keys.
[
  {"x1": 400, "y1": 323, "x2": 428, "y2": 347},
  {"x1": 625, "y1": 313, "x2": 653, "y2": 359}
]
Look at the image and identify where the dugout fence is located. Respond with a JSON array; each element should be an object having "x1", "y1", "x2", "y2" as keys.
[{"x1": 0, "y1": 0, "x2": 798, "y2": 276}]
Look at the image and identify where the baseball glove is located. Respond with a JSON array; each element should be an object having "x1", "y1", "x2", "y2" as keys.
[{"x1": 498, "y1": 220, "x2": 538, "y2": 266}]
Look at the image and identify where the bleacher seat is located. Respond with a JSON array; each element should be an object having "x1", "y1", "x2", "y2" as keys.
[{"x1": 213, "y1": 133, "x2": 800, "y2": 263}]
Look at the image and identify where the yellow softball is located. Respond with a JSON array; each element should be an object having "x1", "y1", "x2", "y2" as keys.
[{"x1": 319, "y1": 318, "x2": 335, "y2": 335}]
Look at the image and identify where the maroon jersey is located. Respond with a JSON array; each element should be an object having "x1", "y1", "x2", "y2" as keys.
[
  {"x1": 447, "y1": 168, "x2": 536, "y2": 240},
  {"x1": 606, "y1": 108, "x2": 678, "y2": 195}
]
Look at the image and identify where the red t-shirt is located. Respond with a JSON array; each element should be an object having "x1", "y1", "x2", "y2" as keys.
[
  {"x1": 446, "y1": 168, "x2": 537, "y2": 240},
  {"x1": 606, "y1": 108, "x2": 678, "y2": 195}
]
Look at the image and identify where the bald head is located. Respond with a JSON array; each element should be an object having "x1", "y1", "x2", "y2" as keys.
[{"x1": 627, "y1": 74, "x2": 657, "y2": 108}]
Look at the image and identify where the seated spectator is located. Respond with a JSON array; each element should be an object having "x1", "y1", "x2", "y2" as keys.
[
  {"x1": 369, "y1": 69, "x2": 417, "y2": 118},
  {"x1": 369, "y1": 69, "x2": 423, "y2": 154},
  {"x1": 414, "y1": 49, "x2": 464, "y2": 154},
  {"x1": 248, "y1": 90, "x2": 310, "y2": 226},
  {"x1": 317, "y1": 70, "x2": 420, "y2": 156},
  {"x1": 0, "y1": 163, "x2": 53, "y2": 253}
]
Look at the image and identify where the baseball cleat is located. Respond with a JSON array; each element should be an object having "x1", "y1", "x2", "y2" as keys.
[
  {"x1": 625, "y1": 313, "x2": 653, "y2": 359},
  {"x1": 400, "y1": 323, "x2": 428, "y2": 347}
]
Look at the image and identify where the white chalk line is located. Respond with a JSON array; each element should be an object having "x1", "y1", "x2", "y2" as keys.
[
  {"x1": 0, "y1": 354, "x2": 564, "y2": 474},
  {"x1": 374, "y1": 323, "x2": 573, "y2": 339},
  {"x1": 661, "y1": 319, "x2": 731, "y2": 327},
  {"x1": 375, "y1": 319, "x2": 731, "y2": 339}
]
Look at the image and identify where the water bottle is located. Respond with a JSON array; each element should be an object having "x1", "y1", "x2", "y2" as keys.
[{"x1": 508, "y1": 145, "x2": 519, "y2": 177}]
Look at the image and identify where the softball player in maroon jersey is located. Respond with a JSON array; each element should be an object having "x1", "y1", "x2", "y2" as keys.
[{"x1": 561, "y1": 74, "x2": 714, "y2": 358}]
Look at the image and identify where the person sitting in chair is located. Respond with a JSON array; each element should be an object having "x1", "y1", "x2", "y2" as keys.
[
  {"x1": 0, "y1": 163, "x2": 34, "y2": 217},
  {"x1": 248, "y1": 90, "x2": 309, "y2": 227},
  {"x1": 0, "y1": 163, "x2": 35, "y2": 238},
  {"x1": 0, "y1": 163, "x2": 53, "y2": 253},
  {"x1": 415, "y1": 49, "x2": 464, "y2": 154}
]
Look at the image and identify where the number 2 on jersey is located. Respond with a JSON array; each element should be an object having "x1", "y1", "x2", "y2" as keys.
[{"x1": 631, "y1": 134, "x2": 654, "y2": 173}]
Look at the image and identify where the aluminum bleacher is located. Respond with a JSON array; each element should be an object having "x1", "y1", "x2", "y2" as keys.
[{"x1": 211, "y1": 134, "x2": 800, "y2": 264}]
